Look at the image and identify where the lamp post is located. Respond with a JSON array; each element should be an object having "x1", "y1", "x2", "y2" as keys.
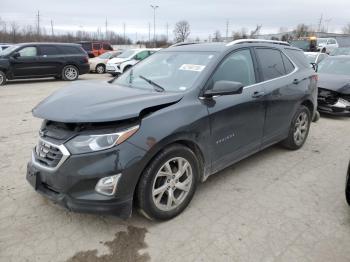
[{"x1": 150, "y1": 5, "x2": 159, "y2": 47}]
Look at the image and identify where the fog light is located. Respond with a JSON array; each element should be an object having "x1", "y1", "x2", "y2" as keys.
[{"x1": 95, "y1": 174, "x2": 121, "y2": 196}]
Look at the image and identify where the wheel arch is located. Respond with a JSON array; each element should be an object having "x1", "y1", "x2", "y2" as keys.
[{"x1": 301, "y1": 99, "x2": 314, "y2": 117}]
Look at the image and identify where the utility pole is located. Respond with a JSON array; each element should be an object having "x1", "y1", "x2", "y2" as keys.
[
  {"x1": 123, "y1": 23, "x2": 126, "y2": 44},
  {"x1": 50, "y1": 20, "x2": 54, "y2": 36},
  {"x1": 36, "y1": 10, "x2": 40, "y2": 38},
  {"x1": 148, "y1": 22, "x2": 151, "y2": 45},
  {"x1": 317, "y1": 14, "x2": 323, "y2": 32},
  {"x1": 105, "y1": 18, "x2": 108, "y2": 40},
  {"x1": 225, "y1": 20, "x2": 229, "y2": 41},
  {"x1": 166, "y1": 23, "x2": 169, "y2": 43},
  {"x1": 150, "y1": 5, "x2": 159, "y2": 47}
]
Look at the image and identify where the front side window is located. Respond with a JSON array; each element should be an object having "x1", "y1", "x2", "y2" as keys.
[
  {"x1": 18, "y1": 47, "x2": 37, "y2": 57},
  {"x1": 256, "y1": 48, "x2": 285, "y2": 80},
  {"x1": 117, "y1": 50, "x2": 137, "y2": 59},
  {"x1": 211, "y1": 49, "x2": 256, "y2": 87},
  {"x1": 114, "y1": 51, "x2": 216, "y2": 92}
]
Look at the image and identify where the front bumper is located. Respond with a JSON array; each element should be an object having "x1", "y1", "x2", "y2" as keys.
[
  {"x1": 106, "y1": 64, "x2": 122, "y2": 75},
  {"x1": 318, "y1": 98, "x2": 350, "y2": 116},
  {"x1": 26, "y1": 140, "x2": 147, "y2": 218}
]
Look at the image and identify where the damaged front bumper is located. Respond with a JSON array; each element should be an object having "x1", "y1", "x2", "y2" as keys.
[{"x1": 317, "y1": 88, "x2": 350, "y2": 116}]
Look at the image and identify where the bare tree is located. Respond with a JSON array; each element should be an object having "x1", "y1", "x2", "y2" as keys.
[
  {"x1": 293, "y1": 24, "x2": 314, "y2": 38},
  {"x1": 213, "y1": 30, "x2": 222, "y2": 42},
  {"x1": 173, "y1": 20, "x2": 190, "y2": 43},
  {"x1": 250, "y1": 25, "x2": 262, "y2": 38},
  {"x1": 343, "y1": 23, "x2": 350, "y2": 34},
  {"x1": 10, "y1": 22, "x2": 19, "y2": 42}
]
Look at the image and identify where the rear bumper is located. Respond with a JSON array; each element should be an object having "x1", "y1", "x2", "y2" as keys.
[
  {"x1": 318, "y1": 105, "x2": 350, "y2": 116},
  {"x1": 79, "y1": 64, "x2": 90, "y2": 75}
]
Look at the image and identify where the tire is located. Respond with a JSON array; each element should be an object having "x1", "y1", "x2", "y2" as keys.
[
  {"x1": 312, "y1": 110, "x2": 320, "y2": 122},
  {"x1": 95, "y1": 64, "x2": 105, "y2": 74},
  {"x1": 281, "y1": 106, "x2": 311, "y2": 150},
  {"x1": 62, "y1": 65, "x2": 79, "y2": 81},
  {"x1": 136, "y1": 144, "x2": 199, "y2": 221},
  {"x1": 321, "y1": 48, "x2": 326, "y2": 53},
  {"x1": 0, "y1": 71, "x2": 6, "y2": 86}
]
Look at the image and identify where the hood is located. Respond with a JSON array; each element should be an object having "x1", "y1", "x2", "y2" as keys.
[
  {"x1": 32, "y1": 81, "x2": 183, "y2": 123},
  {"x1": 108, "y1": 57, "x2": 129, "y2": 64},
  {"x1": 318, "y1": 73, "x2": 350, "y2": 94}
]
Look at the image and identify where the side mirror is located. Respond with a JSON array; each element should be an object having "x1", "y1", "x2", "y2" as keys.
[
  {"x1": 203, "y1": 81, "x2": 244, "y2": 98},
  {"x1": 12, "y1": 52, "x2": 20, "y2": 59},
  {"x1": 310, "y1": 62, "x2": 318, "y2": 72}
]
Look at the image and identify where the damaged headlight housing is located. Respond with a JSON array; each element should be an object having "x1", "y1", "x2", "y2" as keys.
[{"x1": 66, "y1": 125, "x2": 139, "y2": 154}]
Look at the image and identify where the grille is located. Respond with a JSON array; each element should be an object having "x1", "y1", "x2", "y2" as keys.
[{"x1": 35, "y1": 140, "x2": 63, "y2": 168}]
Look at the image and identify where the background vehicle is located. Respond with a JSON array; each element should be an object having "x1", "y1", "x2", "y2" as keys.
[
  {"x1": 290, "y1": 37, "x2": 318, "y2": 52},
  {"x1": 0, "y1": 43, "x2": 89, "y2": 86},
  {"x1": 305, "y1": 52, "x2": 328, "y2": 64},
  {"x1": 78, "y1": 41, "x2": 113, "y2": 58},
  {"x1": 89, "y1": 50, "x2": 123, "y2": 74},
  {"x1": 106, "y1": 48, "x2": 159, "y2": 76},
  {"x1": 27, "y1": 40, "x2": 317, "y2": 221},
  {"x1": 0, "y1": 43, "x2": 12, "y2": 52},
  {"x1": 330, "y1": 47, "x2": 350, "y2": 56},
  {"x1": 317, "y1": 56, "x2": 350, "y2": 116},
  {"x1": 316, "y1": 38, "x2": 339, "y2": 54}
]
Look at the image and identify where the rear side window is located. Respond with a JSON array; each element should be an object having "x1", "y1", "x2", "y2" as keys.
[
  {"x1": 284, "y1": 48, "x2": 310, "y2": 69},
  {"x1": 81, "y1": 43, "x2": 92, "y2": 51},
  {"x1": 59, "y1": 46, "x2": 84, "y2": 55},
  {"x1": 103, "y1": 43, "x2": 113, "y2": 50},
  {"x1": 281, "y1": 53, "x2": 295, "y2": 74},
  {"x1": 39, "y1": 45, "x2": 60, "y2": 56},
  {"x1": 256, "y1": 48, "x2": 285, "y2": 80},
  {"x1": 211, "y1": 49, "x2": 256, "y2": 86}
]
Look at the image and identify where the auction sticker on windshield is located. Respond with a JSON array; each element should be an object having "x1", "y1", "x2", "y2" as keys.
[{"x1": 179, "y1": 64, "x2": 206, "y2": 72}]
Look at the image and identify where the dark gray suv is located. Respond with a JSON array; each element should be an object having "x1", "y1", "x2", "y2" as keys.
[{"x1": 27, "y1": 40, "x2": 318, "y2": 220}]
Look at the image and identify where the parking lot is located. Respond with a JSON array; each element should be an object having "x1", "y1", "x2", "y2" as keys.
[{"x1": 0, "y1": 73, "x2": 349, "y2": 262}]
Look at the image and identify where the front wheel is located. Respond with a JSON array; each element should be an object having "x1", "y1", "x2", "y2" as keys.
[
  {"x1": 62, "y1": 65, "x2": 79, "y2": 81},
  {"x1": 136, "y1": 144, "x2": 199, "y2": 220},
  {"x1": 95, "y1": 64, "x2": 105, "y2": 74},
  {"x1": 281, "y1": 106, "x2": 311, "y2": 150},
  {"x1": 0, "y1": 71, "x2": 6, "y2": 86}
]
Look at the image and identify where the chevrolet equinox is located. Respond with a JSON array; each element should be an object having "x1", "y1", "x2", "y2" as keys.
[{"x1": 27, "y1": 40, "x2": 317, "y2": 220}]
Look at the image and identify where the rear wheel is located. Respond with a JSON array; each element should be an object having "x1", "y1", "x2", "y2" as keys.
[
  {"x1": 136, "y1": 144, "x2": 199, "y2": 220},
  {"x1": 62, "y1": 65, "x2": 79, "y2": 81},
  {"x1": 0, "y1": 71, "x2": 6, "y2": 86},
  {"x1": 282, "y1": 106, "x2": 311, "y2": 150},
  {"x1": 95, "y1": 64, "x2": 105, "y2": 74}
]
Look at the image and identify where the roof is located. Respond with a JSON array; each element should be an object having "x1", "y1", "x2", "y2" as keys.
[{"x1": 15, "y1": 42, "x2": 82, "y2": 46}]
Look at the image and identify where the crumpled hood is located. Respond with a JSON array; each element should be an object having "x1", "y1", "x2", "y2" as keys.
[
  {"x1": 32, "y1": 81, "x2": 183, "y2": 123},
  {"x1": 318, "y1": 73, "x2": 350, "y2": 94},
  {"x1": 108, "y1": 57, "x2": 129, "y2": 64}
]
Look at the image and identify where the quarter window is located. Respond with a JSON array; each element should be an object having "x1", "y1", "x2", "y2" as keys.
[
  {"x1": 281, "y1": 53, "x2": 295, "y2": 74},
  {"x1": 256, "y1": 48, "x2": 285, "y2": 80},
  {"x1": 211, "y1": 49, "x2": 256, "y2": 87},
  {"x1": 18, "y1": 47, "x2": 37, "y2": 57}
]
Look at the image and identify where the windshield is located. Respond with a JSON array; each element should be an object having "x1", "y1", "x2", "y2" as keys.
[
  {"x1": 317, "y1": 39, "x2": 327, "y2": 45},
  {"x1": 318, "y1": 58, "x2": 350, "y2": 76},
  {"x1": 290, "y1": 40, "x2": 310, "y2": 51},
  {"x1": 0, "y1": 45, "x2": 19, "y2": 56},
  {"x1": 117, "y1": 50, "x2": 137, "y2": 58},
  {"x1": 98, "y1": 52, "x2": 112, "y2": 59},
  {"x1": 305, "y1": 53, "x2": 317, "y2": 63},
  {"x1": 114, "y1": 51, "x2": 216, "y2": 92},
  {"x1": 330, "y1": 48, "x2": 350, "y2": 56}
]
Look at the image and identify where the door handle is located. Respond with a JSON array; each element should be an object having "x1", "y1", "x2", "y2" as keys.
[
  {"x1": 252, "y1": 91, "x2": 265, "y2": 98},
  {"x1": 293, "y1": 79, "x2": 300, "y2": 85}
]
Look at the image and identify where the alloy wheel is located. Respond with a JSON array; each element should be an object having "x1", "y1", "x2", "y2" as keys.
[
  {"x1": 65, "y1": 67, "x2": 78, "y2": 80},
  {"x1": 293, "y1": 111, "x2": 309, "y2": 146},
  {"x1": 96, "y1": 65, "x2": 105, "y2": 74},
  {"x1": 152, "y1": 157, "x2": 193, "y2": 211}
]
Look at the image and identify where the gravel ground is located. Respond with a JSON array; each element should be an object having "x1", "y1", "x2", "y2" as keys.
[{"x1": 0, "y1": 74, "x2": 350, "y2": 262}]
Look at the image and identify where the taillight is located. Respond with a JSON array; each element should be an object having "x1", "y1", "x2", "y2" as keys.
[
  {"x1": 83, "y1": 56, "x2": 89, "y2": 63},
  {"x1": 311, "y1": 74, "x2": 318, "y2": 82}
]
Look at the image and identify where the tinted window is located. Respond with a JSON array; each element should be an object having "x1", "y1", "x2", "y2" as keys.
[
  {"x1": 211, "y1": 49, "x2": 256, "y2": 86},
  {"x1": 40, "y1": 45, "x2": 60, "y2": 56},
  {"x1": 93, "y1": 43, "x2": 101, "y2": 50},
  {"x1": 284, "y1": 48, "x2": 310, "y2": 69},
  {"x1": 59, "y1": 46, "x2": 84, "y2": 55},
  {"x1": 281, "y1": 53, "x2": 295, "y2": 74},
  {"x1": 81, "y1": 43, "x2": 92, "y2": 51},
  {"x1": 256, "y1": 48, "x2": 285, "y2": 80},
  {"x1": 18, "y1": 47, "x2": 37, "y2": 57},
  {"x1": 103, "y1": 43, "x2": 113, "y2": 50}
]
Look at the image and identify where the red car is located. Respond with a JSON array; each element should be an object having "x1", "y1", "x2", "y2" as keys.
[{"x1": 78, "y1": 41, "x2": 113, "y2": 58}]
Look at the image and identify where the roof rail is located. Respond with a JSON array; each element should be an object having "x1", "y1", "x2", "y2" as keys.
[
  {"x1": 226, "y1": 39, "x2": 290, "y2": 47},
  {"x1": 169, "y1": 42, "x2": 199, "y2": 47}
]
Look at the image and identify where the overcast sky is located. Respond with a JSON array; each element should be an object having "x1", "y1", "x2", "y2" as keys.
[{"x1": 1, "y1": 0, "x2": 349, "y2": 40}]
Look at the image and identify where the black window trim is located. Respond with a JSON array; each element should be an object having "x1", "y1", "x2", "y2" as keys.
[{"x1": 17, "y1": 45, "x2": 39, "y2": 58}]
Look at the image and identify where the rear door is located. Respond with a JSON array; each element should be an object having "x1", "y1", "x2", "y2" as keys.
[
  {"x1": 37, "y1": 45, "x2": 62, "y2": 76},
  {"x1": 254, "y1": 47, "x2": 302, "y2": 146},
  {"x1": 11, "y1": 46, "x2": 40, "y2": 78},
  {"x1": 206, "y1": 48, "x2": 266, "y2": 173}
]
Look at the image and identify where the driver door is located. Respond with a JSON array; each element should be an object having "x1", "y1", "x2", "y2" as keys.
[
  {"x1": 11, "y1": 46, "x2": 40, "y2": 78},
  {"x1": 206, "y1": 48, "x2": 266, "y2": 173}
]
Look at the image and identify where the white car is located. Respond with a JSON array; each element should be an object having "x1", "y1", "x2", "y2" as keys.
[
  {"x1": 316, "y1": 38, "x2": 339, "y2": 54},
  {"x1": 106, "y1": 49, "x2": 159, "y2": 76},
  {"x1": 304, "y1": 52, "x2": 328, "y2": 64}
]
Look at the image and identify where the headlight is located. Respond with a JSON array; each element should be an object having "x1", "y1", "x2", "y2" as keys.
[{"x1": 66, "y1": 125, "x2": 139, "y2": 154}]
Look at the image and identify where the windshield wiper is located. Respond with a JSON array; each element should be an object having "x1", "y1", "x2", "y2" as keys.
[{"x1": 139, "y1": 75, "x2": 165, "y2": 92}]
